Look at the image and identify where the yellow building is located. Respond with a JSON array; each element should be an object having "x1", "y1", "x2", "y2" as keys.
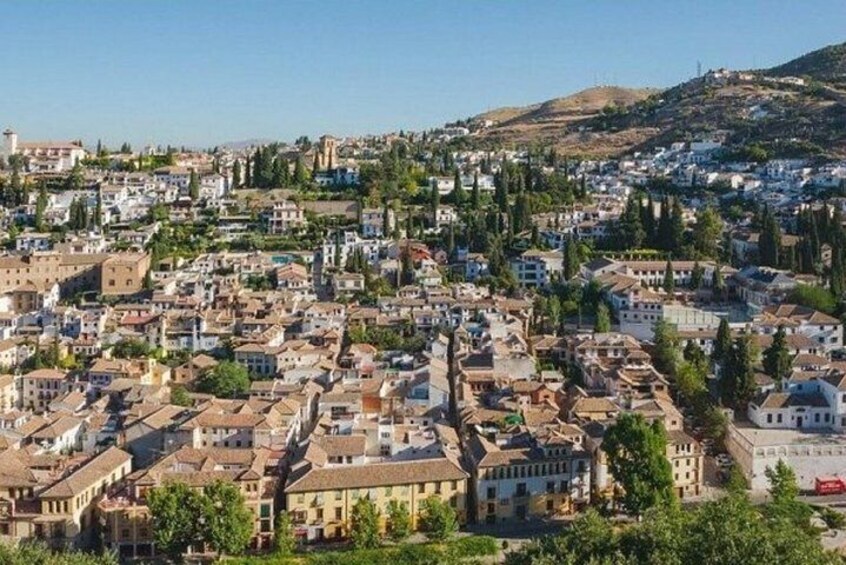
[
  {"x1": 98, "y1": 446, "x2": 278, "y2": 560},
  {"x1": 24, "y1": 447, "x2": 132, "y2": 547},
  {"x1": 285, "y1": 442, "x2": 468, "y2": 542}
]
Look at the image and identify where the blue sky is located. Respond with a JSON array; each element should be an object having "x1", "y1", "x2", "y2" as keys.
[{"x1": 2, "y1": 0, "x2": 844, "y2": 148}]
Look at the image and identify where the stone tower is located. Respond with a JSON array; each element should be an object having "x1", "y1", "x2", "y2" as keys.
[
  {"x1": 318, "y1": 135, "x2": 337, "y2": 170},
  {"x1": 2, "y1": 129, "x2": 18, "y2": 159}
]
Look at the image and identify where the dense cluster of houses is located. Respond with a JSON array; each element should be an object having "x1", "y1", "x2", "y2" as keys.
[{"x1": 0, "y1": 128, "x2": 846, "y2": 559}]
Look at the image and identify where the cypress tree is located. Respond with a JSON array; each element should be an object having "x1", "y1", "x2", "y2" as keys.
[
  {"x1": 564, "y1": 235, "x2": 580, "y2": 280},
  {"x1": 294, "y1": 156, "x2": 309, "y2": 185},
  {"x1": 252, "y1": 148, "x2": 263, "y2": 188},
  {"x1": 452, "y1": 169, "x2": 466, "y2": 207},
  {"x1": 663, "y1": 259, "x2": 675, "y2": 294},
  {"x1": 471, "y1": 172, "x2": 481, "y2": 211},
  {"x1": 312, "y1": 151, "x2": 321, "y2": 179},
  {"x1": 763, "y1": 325, "x2": 791, "y2": 386},
  {"x1": 245, "y1": 155, "x2": 252, "y2": 187},
  {"x1": 712, "y1": 318, "x2": 732, "y2": 363},
  {"x1": 188, "y1": 170, "x2": 200, "y2": 200},
  {"x1": 758, "y1": 206, "x2": 781, "y2": 268},
  {"x1": 429, "y1": 179, "x2": 440, "y2": 224},
  {"x1": 34, "y1": 183, "x2": 48, "y2": 231},
  {"x1": 657, "y1": 197, "x2": 671, "y2": 251},
  {"x1": 232, "y1": 159, "x2": 241, "y2": 189},
  {"x1": 670, "y1": 197, "x2": 684, "y2": 253}
]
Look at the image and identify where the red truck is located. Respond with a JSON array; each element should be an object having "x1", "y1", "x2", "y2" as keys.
[{"x1": 815, "y1": 477, "x2": 846, "y2": 495}]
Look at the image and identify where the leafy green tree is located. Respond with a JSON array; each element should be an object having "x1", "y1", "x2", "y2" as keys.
[
  {"x1": 201, "y1": 480, "x2": 253, "y2": 557},
  {"x1": 762, "y1": 326, "x2": 791, "y2": 385},
  {"x1": 350, "y1": 497, "x2": 381, "y2": 549},
  {"x1": 652, "y1": 319, "x2": 679, "y2": 377},
  {"x1": 112, "y1": 339, "x2": 151, "y2": 359},
  {"x1": 0, "y1": 541, "x2": 119, "y2": 565},
  {"x1": 196, "y1": 360, "x2": 250, "y2": 398},
  {"x1": 274, "y1": 511, "x2": 297, "y2": 556},
  {"x1": 787, "y1": 284, "x2": 837, "y2": 314},
  {"x1": 418, "y1": 497, "x2": 458, "y2": 541},
  {"x1": 765, "y1": 460, "x2": 799, "y2": 504},
  {"x1": 169, "y1": 385, "x2": 191, "y2": 407},
  {"x1": 594, "y1": 301, "x2": 611, "y2": 333},
  {"x1": 602, "y1": 413, "x2": 674, "y2": 517},
  {"x1": 147, "y1": 482, "x2": 205, "y2": 561},
  {"x1": 294, "y1": 156, "x2": 309, "y2": 185},
  {"x1": 386, "y1": 500, "x2": 412, "y2": 543}
]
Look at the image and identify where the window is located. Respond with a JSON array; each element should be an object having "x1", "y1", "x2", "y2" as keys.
[
  {"x1": 766, "y1": 414, "x2": 772, "y2": 423},
  {"x1": 546, "y1": 481, "x2": 555, "y2": 494},
  {"x1": 334, "y1": 490, "x2": 342, "y2": 501},
  {"x1": 516, "y1": 483, "x2": 527, "y2": 497},
  {"x1": 335, "y1": 508, "x2": 342, "y2": 520},
  {"x1": 418, "y1": 484, "x2": 425, "y2": 494},
  {"x1": 486, "y1": 487, "x2": 496, "y2": 500}
]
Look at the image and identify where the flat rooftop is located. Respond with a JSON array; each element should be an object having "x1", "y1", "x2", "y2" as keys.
[{"x1": 731, "y1": 421, "x2": 846, "y2": 447}]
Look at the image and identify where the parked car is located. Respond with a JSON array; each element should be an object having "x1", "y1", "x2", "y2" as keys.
[{"x1": 715, "y1": 454, "x2": 733, "y2": 468}]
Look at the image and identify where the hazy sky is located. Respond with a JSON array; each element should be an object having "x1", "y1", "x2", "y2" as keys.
[{"x1": 2, "y1": 0, "x2": 845, "y2": 148}]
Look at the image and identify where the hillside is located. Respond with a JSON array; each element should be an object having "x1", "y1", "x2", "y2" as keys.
[
  {"x1": 472, "y1": 41, "x2": 846, "y2": 159},
  {"x1": 764, "y1": 42, "x2": 846, "y2": 84}
]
